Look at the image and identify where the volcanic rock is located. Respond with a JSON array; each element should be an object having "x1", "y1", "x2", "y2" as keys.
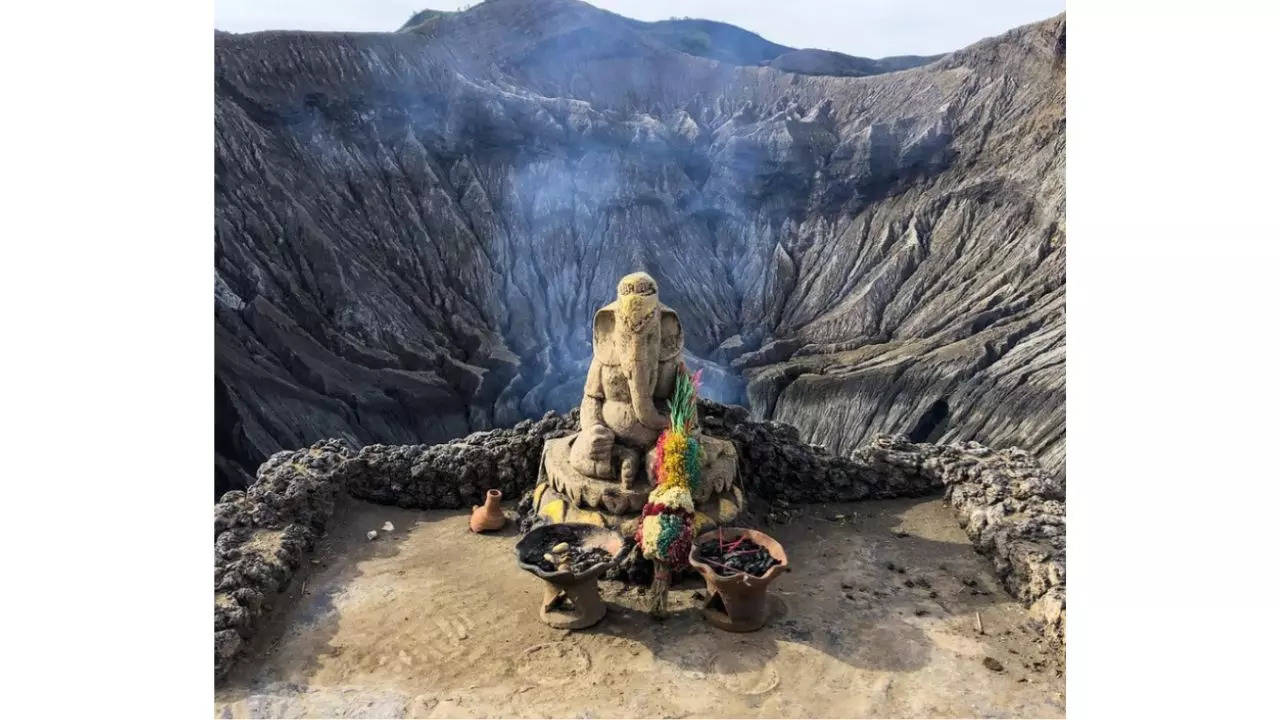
[{"x1": 214, "y1": 0, "x2": 1066, "y2": 495}]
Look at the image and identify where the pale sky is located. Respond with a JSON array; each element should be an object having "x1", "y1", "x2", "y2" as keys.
[{"x1": 214, "y1": 0, "x2": 1065, "y2": 58}]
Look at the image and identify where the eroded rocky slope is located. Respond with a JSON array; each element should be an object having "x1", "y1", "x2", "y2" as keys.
[{"x1": 215, "y1": 0, "x2": 1065, "y2": 494}]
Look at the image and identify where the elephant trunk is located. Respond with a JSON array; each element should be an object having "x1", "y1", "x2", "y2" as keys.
[{"x1": 624, "y1": 330, "x2": 667, "y2": 432}]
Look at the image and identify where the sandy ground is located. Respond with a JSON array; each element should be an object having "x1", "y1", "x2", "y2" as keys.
[{"x1": 216, "y1": 496, "x2": 1064, "y2": 718}]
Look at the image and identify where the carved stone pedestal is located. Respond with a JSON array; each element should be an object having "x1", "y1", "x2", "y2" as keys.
[{"x1": 530, "y1": 433, "x2": 745, "y2": 537}]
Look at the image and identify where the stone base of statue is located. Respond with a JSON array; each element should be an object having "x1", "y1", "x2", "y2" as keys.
[{"x1": 530, "y1": 432, "x2": 745, "y2": 537}]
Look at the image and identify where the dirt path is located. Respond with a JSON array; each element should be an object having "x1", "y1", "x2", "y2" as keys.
[{"x1": 216, "y1": 496, "x2": 1064, "y2": 718}]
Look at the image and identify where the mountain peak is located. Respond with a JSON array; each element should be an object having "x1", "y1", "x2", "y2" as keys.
[{"x1": 398, "y1": 0, "x2": 939, "y2": 77}]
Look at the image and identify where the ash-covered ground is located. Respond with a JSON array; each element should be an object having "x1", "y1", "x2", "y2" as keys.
[{"x1": 216, "y1": 497, "x2": 1063, "y2": 718}]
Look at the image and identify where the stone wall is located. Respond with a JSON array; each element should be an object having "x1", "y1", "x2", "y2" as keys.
[
  {"x1": 854, "y1": 435, "x2": 1066, "y2": 645},
  {"x1": 344, "y1": 411, "x2": 577, "y2": 510},
  {"x1": 213, "y1": 439, "x2": 354, "y2": 680}
]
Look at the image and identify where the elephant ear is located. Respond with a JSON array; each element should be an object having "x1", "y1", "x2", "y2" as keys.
[
  {"x1": 592, "y1": 304, "x2": 620, "y2": 366},
  {"x1": 658, "y1": 306, "x2": 684, "y2": 361}
]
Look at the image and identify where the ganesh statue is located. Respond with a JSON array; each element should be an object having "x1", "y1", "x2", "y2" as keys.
[{"x1": 530, "y1": 272, "x2": 744, "y2": 536}]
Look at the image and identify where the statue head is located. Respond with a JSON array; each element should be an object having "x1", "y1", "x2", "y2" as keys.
[
  {"x1": 616, "y1": 272, "x2": 659, "y2": 334},
  {"x1": 617, "y1": 271, "x2": 658, "y2": 299}
]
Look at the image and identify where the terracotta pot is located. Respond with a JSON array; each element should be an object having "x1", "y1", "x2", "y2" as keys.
[
  {"x1": 469, "y1": 489, "x2": 506, "y2": 533},
  {"x1": 515, "y1": 523, "x2": 625, "y2": 630},
  {"x1": 688, "y1": 527, "x2": 790, "y2": 632}
]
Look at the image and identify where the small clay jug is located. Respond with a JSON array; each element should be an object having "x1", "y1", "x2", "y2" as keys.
[
  {"x1": 469, "y1": 489, "x2": 506, "y2": 532},
  {"x1": 688, "y1": 527, "x2": 790, "y2": 632}
]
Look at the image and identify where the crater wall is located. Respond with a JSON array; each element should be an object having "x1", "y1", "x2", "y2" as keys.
[{"x1": 215, "y1": 0, "x2": 1065, "y2": 493}]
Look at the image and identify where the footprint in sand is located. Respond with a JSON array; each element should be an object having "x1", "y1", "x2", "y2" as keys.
[
  {"x1": 711, "y1": 643, "x2": 780, "y2": 696},
  {"x1": 412, "y1": 587, "x2": 498, "y2": 668},
  {"x1": 515, "y1": 641, "x2": 591, "y2": 685}
]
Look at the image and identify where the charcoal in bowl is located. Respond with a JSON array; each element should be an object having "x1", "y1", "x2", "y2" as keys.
[
  {"x1": 696, "y1": 538, "x2": 781, "y2": 578},
  {"x1": 521, "y1": 525, "x2": 613, "y2": 574}
]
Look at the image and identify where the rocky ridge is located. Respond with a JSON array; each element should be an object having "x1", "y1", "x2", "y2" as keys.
[
  {"x1": 402, "y1": 10, "x2": 941, "y2": 78},
  {"x1": 215, "y1": 0, "x2": 1066, "y2": 495}
]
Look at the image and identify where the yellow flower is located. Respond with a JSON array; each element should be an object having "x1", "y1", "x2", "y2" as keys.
[{"x1": 651, "y1": 485, "x2": 693, "y2": 512}]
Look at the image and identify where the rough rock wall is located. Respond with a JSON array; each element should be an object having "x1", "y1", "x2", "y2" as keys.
[
  {"x1": 343, "y1": 400, "x2": 945, "y2": 510},
  {"x1": 345, "y1": 411, "x2": 577, "y2": 509},
  {"x1": 936, "y1": 442, "x2": 1065, "y2": 645},
  {"x1": 855, "y1": 436, "x2": 1066, "y2": 645},
  {"x1": 213, "y1": 439, "x2": 354, "y2": 679},
  {"x1": 215, "y1": 0, "x2": 1065, "y2": 494}
]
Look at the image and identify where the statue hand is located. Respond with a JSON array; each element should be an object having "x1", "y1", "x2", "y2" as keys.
[
  {"x1": 570, "y1": 424, "x2": 615, "y2": 479},
  {"x1": 618, "y1": 449, "x2": 640, "y2": 491},
  {"x1": 583, "y1": 424, "x2": 614, "y2": 452}
]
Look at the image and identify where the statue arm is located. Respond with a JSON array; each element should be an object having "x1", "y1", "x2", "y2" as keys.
[
  {"x1": 580, "y1": 358, "x2": 605, "y2": 429},
  {"x1": 570, "y1": 359, "x2": 615, "y2": 479}
]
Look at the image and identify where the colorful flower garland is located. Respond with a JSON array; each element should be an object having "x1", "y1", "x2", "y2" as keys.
[{"x1": 636, "y1": 368, "x2": 702, "y2": 614}]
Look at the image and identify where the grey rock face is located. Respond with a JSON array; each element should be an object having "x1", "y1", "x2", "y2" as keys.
[{"x1": 215, "y1": 0, "x2": 1065, "y2": 493}]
